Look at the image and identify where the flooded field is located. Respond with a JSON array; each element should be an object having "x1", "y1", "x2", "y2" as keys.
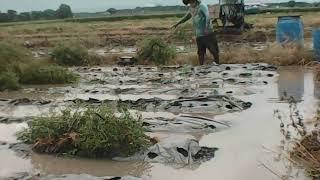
[{"x1": 0, "y1": 65, "x2": 318, "y2": 180}]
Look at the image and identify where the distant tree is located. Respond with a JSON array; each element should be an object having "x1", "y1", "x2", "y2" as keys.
[
  {"x1": 18, "y1": 12, "x2": 31, "y2": 21},
  {"x1": 31, "y1": 11, "x2": 44, "y2": 20},
  {"x1": 107, "y1": 8, "x2": 117, "y2": 15},
  {"x1": 56, "y1": 4, "x2": 73, "y2": 19},
  {"x1": 0, "y1": 13, "x2": 9, "y2": 22},
  {"x1": 43, "y1": 9, "x2": 56, "y2": 19},
  {"x1": 288, "y1": 0, "x2": 296, "y2": 7},
  {"x1": 7, "y1": 10, "x2": 17, "y2": 21}
]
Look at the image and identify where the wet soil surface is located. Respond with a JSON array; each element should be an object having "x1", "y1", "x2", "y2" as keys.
[{"x1": 0, "y1": 65, "x2": 318, "y2": 180}]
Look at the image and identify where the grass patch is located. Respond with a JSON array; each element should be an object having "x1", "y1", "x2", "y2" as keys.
[
  {"x1": 0, "y1": 42, "x2": 78, "y2": 90},
  {"x1": 137, "y1": 37, "x2": 177, "y2": 65},
  {"x1": 221, "y1": 43, "x2": 314, "y2": 65},
  {"x1": 51, "y1": 42, "x2": 89, "y2": 66},
  {"x1": 0, "y1": 42, "x2": 31, "y2": 72},
  {"x1": 17, "y1": 105, "x2": 151, "y2": 158},
  {"x1": 0, "y1": 71, "x2": 20, "y2": 91},
  {"x1": 19, "y1": 63, "x2": 78, "y2": 84}
]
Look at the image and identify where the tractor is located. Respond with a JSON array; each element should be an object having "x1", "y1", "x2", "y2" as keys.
[{"x1": 209, "y1": 0, "x2": 250, "y2": 33}]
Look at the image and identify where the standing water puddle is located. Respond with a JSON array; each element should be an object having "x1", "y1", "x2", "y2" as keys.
[{"x1": 0, "y1": 66, "x2": 318, "y2": 180}]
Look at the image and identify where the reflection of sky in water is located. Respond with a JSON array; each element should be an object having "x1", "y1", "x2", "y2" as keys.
[
  {"x1": 277, "y1": 68, "x2": 304, "y2": 101},
  {"x1": 277, "y1": 67, "x2": 319, "y2": 103},
  {"x1": 277, "y1": 67, "x2": 318, "y2": 119},
  {"x1": 315, "y1": 82, "x2": 320, "y2": 99}
]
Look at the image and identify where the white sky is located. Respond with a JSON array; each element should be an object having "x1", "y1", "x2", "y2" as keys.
[{"x1": 0, "y1": 0, "x2": 318, "y2": 13}]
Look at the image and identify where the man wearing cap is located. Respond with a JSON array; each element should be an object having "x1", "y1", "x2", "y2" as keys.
[{"x1": 172, "y1": 0, "x2": 219, "y2": 65}]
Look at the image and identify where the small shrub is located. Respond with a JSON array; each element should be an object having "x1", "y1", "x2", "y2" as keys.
[
  {"x1": 18, "y1": 106, "x2": 150, "y2": 158},
  {"x1": 137, "y1": 37, "x2": 177, "y2": 65},
  {"x1": 51, "y1": 42, "x2": 89, "y2": 66},
  {"x1": 0, "y1": 42, "x2": 31, "y2": 72},
  {"x1": 0, "y1": 71, "x2": 20, "y2": 91},
  {"x1": 19, "y1": 63, "x2": 78, "y2": 84}
]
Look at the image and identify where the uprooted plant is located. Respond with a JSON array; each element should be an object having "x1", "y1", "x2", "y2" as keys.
[
  {"x1": 17, "y1": 105, "x2": 151, "y2": 158},
  {"x1": 274, "y1": 95, "x2": 320, "y2": 179},
  {"x1": 137, "y1": 37, "x2": 177, "y2": 65}
]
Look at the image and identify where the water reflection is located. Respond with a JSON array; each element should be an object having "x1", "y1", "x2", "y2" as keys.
[
  {"x1": 315, "y1": 82, "x2": 320, "y2": 99},
  {"x1": 31, "y1": 154, "x2": 152, "y2": 177},
  {"x1": 278, "y1": 67, "x2": 304, "y2": 101}
]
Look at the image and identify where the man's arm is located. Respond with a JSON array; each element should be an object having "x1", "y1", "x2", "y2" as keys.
[{"x1": 172, "y1": 12, "x2": 192, "y2": 28}]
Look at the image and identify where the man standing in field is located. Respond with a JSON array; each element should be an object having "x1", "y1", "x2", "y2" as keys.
[{"x1": 172, "y1": 0, "x2": 219, "y2": 65}]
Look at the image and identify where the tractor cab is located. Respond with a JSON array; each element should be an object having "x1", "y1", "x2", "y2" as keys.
[
  {"x1": 219, "y1": 0, "x2": 245, "y2": 29},
  {"x1": 209, "y1": 0, "x2": 248, "y2": 33}
]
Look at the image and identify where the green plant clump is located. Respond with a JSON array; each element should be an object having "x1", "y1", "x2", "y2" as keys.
[
  {"x1": 0, "y1": 42, "x2": 78, "y2": 91},
  {"x1": 18, "y1": 106, "x2": 150, "y2": 158},
  {"x1": 0, "y1": 42, "x2": 31, "y2": 72},
  {"x1": 51, "y1": 42, "x2": 89, "y2": 66},
  {"x1": 0, "y1": 71, "x2": 20, "y2": 91},
  {"x1": 20, "y1": 64, "x2": 78, "y2": 84},
  {"x1": 137, "y1": 37, "x2": 177, "y2": 65}
]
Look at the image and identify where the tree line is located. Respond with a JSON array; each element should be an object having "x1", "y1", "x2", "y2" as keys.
[
  {"x1": 107, "y1": 5, "x2": 188, "y2": 15},
  {"x1": 0, "y1": 4, "x2": 73, "y2": 23}
]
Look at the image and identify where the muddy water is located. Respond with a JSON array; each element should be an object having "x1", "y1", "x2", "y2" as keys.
[
  {"x1": 0, "y1": 67, "x2": 318, "y2": 180},
  {"x1": 0, "y1": 123, "x2": 30, "y2": 177}
]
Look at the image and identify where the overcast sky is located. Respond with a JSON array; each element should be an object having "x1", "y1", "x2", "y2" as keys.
[{"x1": 0, "y1": 0, "x2": 318, "y2": 13}]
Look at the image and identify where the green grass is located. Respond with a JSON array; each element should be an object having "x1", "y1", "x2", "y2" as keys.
[
  {"x1": 0, "y1": 42, "x2": 78, "y2": 91},
  {"x1": 19, "y1": 63, "x2": 78, "y2": 84},
  {"x1": 0, "y1": 42, "x2": 31, "y2": 72},
  {"x1": 18, "y1": 105, "x2": 150, "y2": 158},
  {"x1": 51, "y1": 42, "x2": 89, "y2": 66},
  {"x1": 0, "y1": 71, "x2": 20, "y2": 91}
]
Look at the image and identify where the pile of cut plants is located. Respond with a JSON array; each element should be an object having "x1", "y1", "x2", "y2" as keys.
[
  {"x1": 17, "y1": 105, "x2": 151, "y2": 158},
  {"x1": 137, "y1": 37, "x2": 177, "y2": 65}
]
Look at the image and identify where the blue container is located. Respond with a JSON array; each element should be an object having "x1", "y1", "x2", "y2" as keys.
[
  {"x1": 276, "y1": 16, "x2": 304, "y2": 46},
  {"x1": 314, "y1": 29, "x2": 320, "y2": 61}
]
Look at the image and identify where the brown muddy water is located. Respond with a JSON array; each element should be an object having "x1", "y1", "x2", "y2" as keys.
[{"x1": 0, "y1": 66, "x2": 318, "y2": 180}]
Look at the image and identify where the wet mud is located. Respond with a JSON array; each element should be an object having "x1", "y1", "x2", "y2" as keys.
[{"x1": 1, "y1": 64, "x2": 317, "y2": 180}]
